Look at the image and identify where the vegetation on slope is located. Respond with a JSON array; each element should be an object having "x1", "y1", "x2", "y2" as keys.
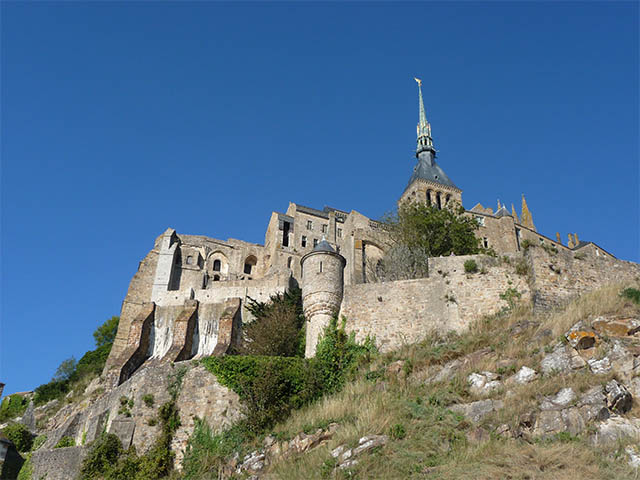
[{"x1": 182, "y1": 284, "x2": 640, "y2": 479}]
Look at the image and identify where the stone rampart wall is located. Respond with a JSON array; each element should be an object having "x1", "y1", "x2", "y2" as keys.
[
  {"x1": 527, "y1": 246, "x2": 640, "y2": 310},
  {"x1": 340, "y1": 255, "x2": 530, "y2": 352}
]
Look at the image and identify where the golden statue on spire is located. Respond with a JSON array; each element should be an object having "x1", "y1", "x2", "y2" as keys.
[{"x1": 414, "y1": 77, "x2": 422, "y2": 86}]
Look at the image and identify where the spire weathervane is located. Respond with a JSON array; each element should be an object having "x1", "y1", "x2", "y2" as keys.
[{"x1": 414, "y1": 77, "x2": 434, "y2": 156}]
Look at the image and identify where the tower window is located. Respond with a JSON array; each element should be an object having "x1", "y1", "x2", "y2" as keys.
[
  {"x1": 301, "y1": 236, "x2": 307, "y2": 247},
  {"x1": 282, "y1": 221, "x2": 290, "y2": 247},
  {"x1": 319, "y1": 261, "x2": 323, "y2": 273},
  {"x1": 213, "y1": 259, "x2": 221, "y2": 271}
]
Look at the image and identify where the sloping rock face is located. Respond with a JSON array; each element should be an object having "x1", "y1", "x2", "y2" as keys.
[{"x1": 31, "y1": 361, "x2": 242, "y2": 480}]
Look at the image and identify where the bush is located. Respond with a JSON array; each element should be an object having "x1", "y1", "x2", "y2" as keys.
[
  {"x1": 142, "y1": 394, "x2": 154, "y2": 407},
  {"x1": 182, "y1": 420, "x2": 251, "y2": 479},
  {"x1": 33, "y1": 379, "x2": 69, "y2": 406},
  {"x1": 3, "y1": 423, "x2": 33, "y2": 452},
  {"x1": 0, "y1": 394, "x2": 29, "y2": 422},
  {"x1": 314, "y1": 316, "x2": 376, "y2": 394},
  {"x1": 621, "y1": 288, "x2": 640, "y2": 305},
  {"x1": 54, "y1": 436, "x2": 75, "y2": 448},
  {"x1": 32, "y1": 434, "x2": 47, "y2": 451},
  {"x1": 237, "y1": 287, "x2": 305, "y2": 357},
  {"x1": 79, "y1": 433, "x2": 123, "y2": 479},
  {"x1": 72, "y1": 342, "x2": 113, "y2": 380},
  {"x1": 463, "y1": 259, "x2": 478, "y2": 273},
  {"x1": 203, "y1": 355, "x2": 320, "y2": 432},
  {"x1": 94, "y1": 316, "x2": 119, "y2": 348},
  {"x1": 389, "y1": 423, "x2": 406, "y2": 440}
]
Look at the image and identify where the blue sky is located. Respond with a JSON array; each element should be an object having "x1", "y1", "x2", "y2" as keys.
[{"x1": 1, "y1": 2, "x2": 638, "y2": 395}]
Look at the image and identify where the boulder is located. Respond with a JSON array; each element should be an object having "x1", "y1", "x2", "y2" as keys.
[
  {"x1": 450, "y1": 399, "x2": 504, "y2": 423},
  {"x1": 587, "y1": 357, "x2": 612, "y2": 375},
  {"x1": 592, "y1": 316, "x2": 640, "y2": 337},
  {"x1": 593, "y1": 416, "x2": 640, "y2": 445},
  {"x1": 604, "y1": 380, "x2": 633, "y2": 414},
  {"x1": 540, "y1": 344, "x2": 586, "y2": 375},
  {"x1": 468, "y1": 372, "x2": 502, "y2": 395},
  {"x1": 565, "y1": 331, "x2": 598, "y2": 350},
  {"x1": 508, "y1": 366, "x2": 538, "y2": 385}
]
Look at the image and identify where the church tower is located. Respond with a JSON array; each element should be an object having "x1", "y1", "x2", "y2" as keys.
[{"x1": 399, "y1": 79, "x2": 462, "y2": 208}]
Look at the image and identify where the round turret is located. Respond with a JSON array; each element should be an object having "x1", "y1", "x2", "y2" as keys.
[{"x1": 301, "y1": 239, "x2": 346, "y2": 357}]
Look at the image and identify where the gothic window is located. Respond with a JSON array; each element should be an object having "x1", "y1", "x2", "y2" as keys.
[
  {"x1": 426, "y1": 190, "x2": 432, "y2": 206},
  {"x1": 436, "y1": 193, "x2": 442, "y2": 210},
  {"x1": 301, "y1": 235, "x2": 307, "y2": 247},
  {"x1": 213, "y1": 259, "x2": 221, "y2": 272}
]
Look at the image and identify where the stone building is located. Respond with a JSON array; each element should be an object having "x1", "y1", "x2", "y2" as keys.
[{"x1": 104, "y1": 81, "x2": 624, "y2": 378}]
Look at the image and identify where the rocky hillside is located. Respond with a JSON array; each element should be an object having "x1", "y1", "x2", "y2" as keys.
[{"x1": 3, "y1": 283, "x2": 640, "y2": 479}]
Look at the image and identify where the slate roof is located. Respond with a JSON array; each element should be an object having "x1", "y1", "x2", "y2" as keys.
[
  {"x1": 313, "y1": 239, "x2": 336, "y2": 253},
  {"x1": 406, "y1": 150, "x2": 459, "y2": 191}
]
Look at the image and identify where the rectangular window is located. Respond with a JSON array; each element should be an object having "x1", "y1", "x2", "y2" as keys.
[
  {"x1": 282, "y1": 222, "x2": 290, "y2": 247},
  {"x1": 306, "y1": 220, "x2": 313, "y2": 230},
  {"x1": 313, "y1": 238, "x2": 319, "y2": 248},
  {"x1": 322, "y1": 224, "x2": 328, "y2": 233},
  {"x1": 301, "y1": 236, "x2": 307, "y2": 247},
  {"x1": 337, "y1": 228, "x2": 342, "y2": 238},
  {"x1": 475, "y1": 216, "x2": 485, "y2": 227},
  {"x1": 483, "y1": 237, "x2": 489, "y2": 248}
]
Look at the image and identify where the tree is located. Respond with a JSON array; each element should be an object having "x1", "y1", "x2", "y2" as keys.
[
  {"x1": 236, "y1": 287, "x2": 305, "y2": 357},
  {"x1": 372, "y1": 202, "x2": 481, "y2": 281},
  {"x1": 93, "y1": 316, "x2": 119, "y2": 348},
  {"x1": 53, "y1": 357, "x2": 77, "y2": 382}
]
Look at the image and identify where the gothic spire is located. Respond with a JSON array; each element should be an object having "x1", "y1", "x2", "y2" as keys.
[
  {"x1": 414, "y1": 77, "x2": 435, "y2": 155},
  {"x1": 520, "y1": 194, "x2": 536, "y2": 231}
]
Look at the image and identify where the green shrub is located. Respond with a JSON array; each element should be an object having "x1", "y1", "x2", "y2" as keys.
[
  {"x1": 203, "y1": 355, "x2": 320, "y2": 432},
  {"x1": 237, "y1": 287, "x2": 305, "y2": 357},
  {"x1": 574, "y1": 252, "x2": 586, "y2": 260},
  {"x1": 463, "y1": 259, "x2": 478, "y2": 273},
  {"x1": 72, "y1": 342, "x2": 113, "y2": 381},
  {"x1": 54, "y1": 436, "x2": 75, "y2": 448},
  {"x1": 32, "y1": 434, "x2": 47, "y2": 451},
  {"x1": 621, "y1": 288, "x2": 640, "y2": 305},
  {"x1": 0, "y1": 394, "x2": 29, "y2": 422},
  {"x1": 33, "y1": 379, "x2": 70, "y2": 406},
  {"x1": 499, "y1": 288, "x2": 521, "y2": 309},
  {"x1": 142, "y1": 394, "x2": 154, "y2": 407},
  {"x1": 313, "y1": 316, "x2": 376, "y2": 395},
  {"x1": 182, "y1": 420, "x2": 252, "y2": 479},
  {"x1": 521, "y1": 239, "x2": 533, "y2": 250},
  {"x1": 389, "y1": 423, "x2": 406, "y2": 440},
  {"x1": 79, "y1": 433, "x2": 123, "y2": 479},
  {"x1": 3, "y1": 423, "x2": 33, "y2": 452},
  {"x1": 16, "y1": 453, "x2": 32, "y2": 480}
]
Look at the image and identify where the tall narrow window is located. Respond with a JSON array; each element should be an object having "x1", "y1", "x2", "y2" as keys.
[
  {"x1": 436, "y1": 193, "x2": 442, "y2": 210},
  {"x1": 287, "y1": 257, "x2": 292, "y2": 269},
  {"x1": 282, "y1": 221, "x2": 290, "y2": 247},
  {"x1": 306, "y1": 220, "x2": 313, "y2": 230},
  {"x1": 319, "y1": 261, "x2": 323, "y2": 273},
  {"x1": 301, "y1": 236, "x2": 307, "y2": 247},
  {"x1": 322, "y1": 224, "x2": 328, "y2": 233},
  {"x1": 244, "y1": 255, "x2": 257, "y2": 275},
  {"x1": 313, "y1": 238, "x2": 318, "y2": 248},
  {"x1": 483, "y1": 237, "x2": 489, "y2": 248},
  {"x1": 337, "y1": 228, "x2": 342, "y2": 238},
  {"x1": 213, "y1": 259, "x2": 221, "y2": 272}
]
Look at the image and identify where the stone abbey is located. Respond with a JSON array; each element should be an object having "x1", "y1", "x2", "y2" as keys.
[{"x1": 103, "y1": 82, "x2": 630, "y2": 386}]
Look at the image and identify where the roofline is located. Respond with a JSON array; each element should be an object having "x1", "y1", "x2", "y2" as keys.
[{"x1": 402, "y1": 177, "x2": 462, "y2": 196}]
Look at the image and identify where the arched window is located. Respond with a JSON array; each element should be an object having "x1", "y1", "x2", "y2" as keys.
[
  {"x1": 213, "y1": 259, "x2": 221, "y2": 272},
  {"x1": 426, "y1": 190, "x2": 432, "y2": 206},
  {"x1": 436, "y1": 192, "x2": 442, "y2": 210},
  {"x1": 244, "y1": 255, "x2": 257, "y2": 275}
]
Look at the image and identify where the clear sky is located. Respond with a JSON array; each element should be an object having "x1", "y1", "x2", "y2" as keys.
[{"x1": 1, "y1": 2, "x2": 638, "y2": 395}]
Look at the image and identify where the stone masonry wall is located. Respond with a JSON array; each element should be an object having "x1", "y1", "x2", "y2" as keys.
[
  {"x1": 527, "y1": 245, "x2": 640, "y2": 310},
  {"x1": 340, "y1": 255, "x2": 530, "y2": 352}
]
